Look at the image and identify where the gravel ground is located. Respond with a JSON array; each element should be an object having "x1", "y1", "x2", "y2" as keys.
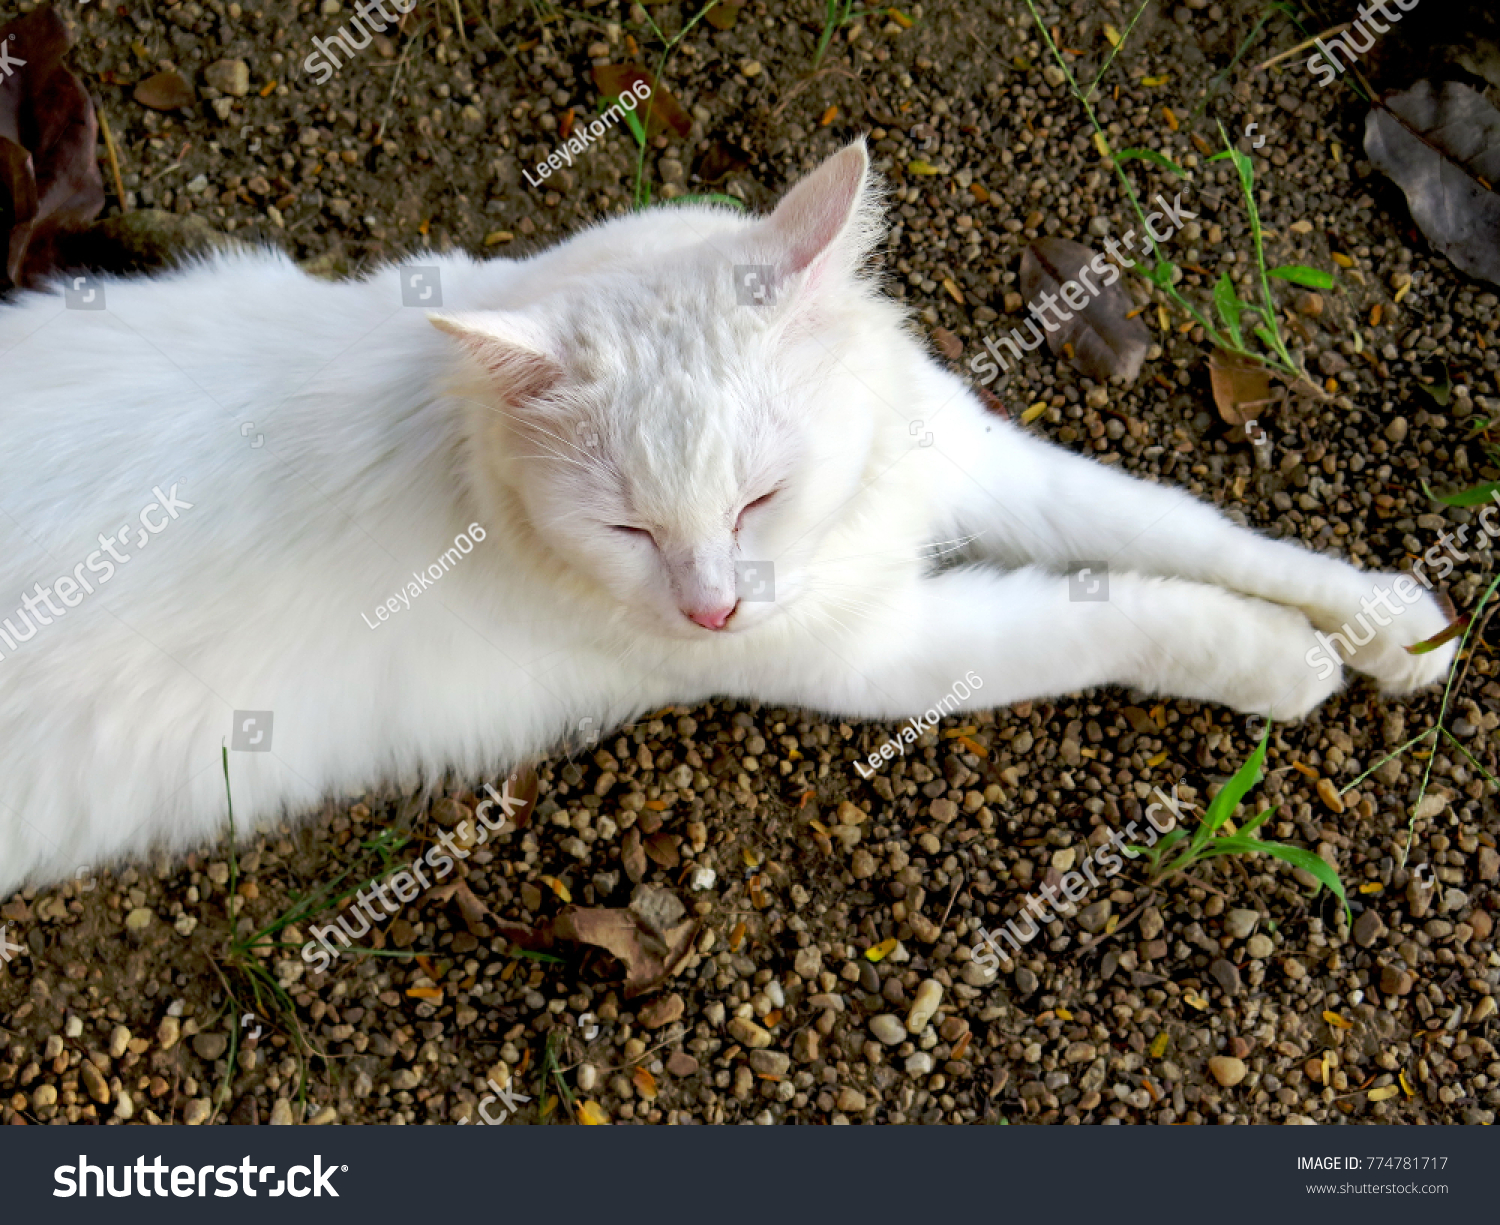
[{"x1": 1, "y1": 0, "x2": 1496, "y2": 1126}]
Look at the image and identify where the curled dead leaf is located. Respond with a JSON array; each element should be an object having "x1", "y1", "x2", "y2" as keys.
[
  {"x1": 0, "y1": 7, "x2": 105, "y2": 291},
  {"x1": 1019, "y1": 239, "x2": 1150, "y2": 383},
  {"x1": 1365, "y1": 80, "x2": 1500, "y2": 288},
  {"x1": 133, "y1": 69, "x2": 195, "y2": 112},
  {"x1": 591, "y1": 64, "x2": 691, "y2": 140},
  {"x1": 550, "y1": 884, "x2": 698, "y2": 999},
  {"x1": 1208, "y1": 348, "x2": 1276, "y2": 428}
]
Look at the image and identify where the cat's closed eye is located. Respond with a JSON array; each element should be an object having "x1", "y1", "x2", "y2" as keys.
[
  {"x1": 609, "y1": 524, "x2": 654, "y2": 542},
  {"x1": 735, "y1": 489, "x2": 780, "y2": 531}
]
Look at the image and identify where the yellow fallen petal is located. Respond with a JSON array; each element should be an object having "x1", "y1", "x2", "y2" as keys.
[
  {"x1": 1103, "y1": 914, "x2": 1119, "y2": 935},
  {"x1": 1146, "y1": 750, "x2": 1168, "y2": 767},
  {"x1": 1150, "y1": 1032, "x2": 1170, "y2": 1058},
  {"x1": 578, "y1": 1100, "x2": 610, "y2": 1125},
  {"x1": 866, "y1": 937, "x2": 899, "y2": 962},
  {"x1": 886, "y1": 8, "x2": 914, "y2": 29},
  {"x1": 1358, "y1": 881, "x2": 1383, "y2": 894},
  {"x1": 1142, "y1": 74, "x2": 1170, "y2": 85},
  {"x1": 1093, "y1": 131, "x2": 1112, "y2": 158},
  {"x1": 1183, "y1": 991, "x2": 1209, "y2": 1011},
  {"x1": 1156, "y1": 303, "x2": 1170, "y2": 332},
  {"x1": 1021, "y1": 401, "x2": 1048, "y2": 424},
  {"x1": 1163, "y1": 106, "x2": 1179, "y2": 131},
  {"x1": 907, "y1": 159, "x2": 940, "y2": 176},
  {"x1": 1332, "y1": 252, "x2": 1354, "y2": 268},
  {"x1": 1323, "y1": 1010, "x2": 1354, "y2": 1030},
  {"x1": 1394, "y1": 282, "x2": 1411, "y2": 303},
  {"x1": 539, "y1": 875, "x2": 571, "y2": 902},
  {"x1": 1399, "y1": 1070, "x2": 1414, "y2": 1098},
  {"x1": 1103, "y1": 23, "x2": 1121, "y2": 46},
  {"x1": 1367, "y1": 1085, "x2": 1399, "y2": 1102}
]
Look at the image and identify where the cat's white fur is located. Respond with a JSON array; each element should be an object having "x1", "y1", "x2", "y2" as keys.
[{"x1": 0, "y1": 141, "x2": 1454, "y2": 899}]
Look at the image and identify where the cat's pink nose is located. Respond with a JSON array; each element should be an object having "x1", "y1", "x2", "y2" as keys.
[{"x1": 686, "y1": 603, "x2": 737, "y2": 631}]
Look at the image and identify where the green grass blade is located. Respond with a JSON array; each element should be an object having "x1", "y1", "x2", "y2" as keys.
[
  {"x1": 1190, "y1": 724, "x2": 1270, "y2": 855},
  {"x1": 1113, "y1": 147, "x2": 1187, "y2": 177},
  {"x1": 1256, "y1": 842, "x2": 1350, "y2": 923},
  {"x1": 1422, "y1": 478, "x2": 1500, "y2": 507},
  {"x1": 1268, "y1": 265, "x2": 1334, "y2": 289},
  {"x1": 1214, "y1": 273, "x2": 1245, "y2": 347},
  {"x1": 1236, "y1": 804, "x2": 1279, "y2": 838}
]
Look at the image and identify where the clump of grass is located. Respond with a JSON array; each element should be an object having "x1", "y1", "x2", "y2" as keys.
[
  {"x1": 210, "y1": 748, "x2": 421, "y2": 1120},
  {"x1": 811, "y1": 1, "x2": 887, "y2": 68},
  {"x1": 1021, "y1": 0, "x2": 1327, "y2": 390},
  {"x1": 1131, "y1": 726, "x2": 1351, "y2": 923},
  {"x1": 605, "y1": 1, "x2": 720, "y2": 210},
  {"x1": 1337, "y1": 570, "x2": 1499, "y2": 865}
]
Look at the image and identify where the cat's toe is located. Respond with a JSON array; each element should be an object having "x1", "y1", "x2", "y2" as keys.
[
  {"x1": 1223, "y1": 605, "x2": 1345, "y2": 721},
  {"x1": 1316, "y1": 576, "x2": 1459, "y2": 696}
]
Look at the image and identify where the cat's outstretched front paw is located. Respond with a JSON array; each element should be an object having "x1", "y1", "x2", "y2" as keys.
[
  {"x1": 1313, "y1": 574, "x2": 1459, "y2": 696},
  {"x1": 1222, "y1": 603, "x2": 1346, "y2": 721}
]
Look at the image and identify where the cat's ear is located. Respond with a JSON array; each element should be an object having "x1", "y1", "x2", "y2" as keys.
[
  {"x1": 429, "y1": 312, "x2": 563, "y2": 403},
  {"x1": 756, "y1": 139, "x2": 878, "y2": 280}
]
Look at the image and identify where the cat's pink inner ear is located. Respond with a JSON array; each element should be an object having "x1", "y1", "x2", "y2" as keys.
[
  {"x1": 763, "y1": 139, "x2": 870, "y2": 277},
  {"x1": 429, "y1": 313, "x2": 562, "y2": 402}
]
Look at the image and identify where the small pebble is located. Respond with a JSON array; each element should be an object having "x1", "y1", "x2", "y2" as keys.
[
  {"x1": 1208, "y1": 1056, "x2": 1247, "y2": 1087},
  {"x1": 906, "y1": 979, "x2": 944, "y2": 1033}
]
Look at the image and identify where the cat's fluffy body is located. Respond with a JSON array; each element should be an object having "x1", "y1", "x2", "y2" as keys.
[{"x1": 0, "y1": 142, "x2": 1453, "y2": 898}]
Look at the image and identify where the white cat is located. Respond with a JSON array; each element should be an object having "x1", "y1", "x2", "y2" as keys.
[{"x1": 0, "y1": 140, "x2": 1454, "y2": 900}]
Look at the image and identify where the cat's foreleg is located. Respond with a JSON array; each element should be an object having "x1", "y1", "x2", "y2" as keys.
[
  {"x1": 927, "y1": 395, "x2": 1455, "y2": 695},
  {"x1": 769, "y1": 566, "x2": 1342, "y2": 721}
]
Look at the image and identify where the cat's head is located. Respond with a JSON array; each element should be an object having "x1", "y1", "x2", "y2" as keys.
[{"x1": 434, "y1": 140, "x2": 902, "y2": 639}]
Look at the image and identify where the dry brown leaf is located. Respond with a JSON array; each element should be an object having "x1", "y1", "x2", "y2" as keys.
[
  {"x1": 1019, "y1": 238, "x2": 1150, "y2": 384},
  {"x1": 424, "y1": 878, "x2": 545, "y2": 948},
  {"x1": 0, "y1": 7, "x2": 105, "y2": 291},
  {"x1": 502, "y1": 763, "x2": 539, "y2": 829},
  {"x1": 550, "y1": 885, "x2": 698, "y2": 999},
  {"x1": 590, "y1": 64, "x2": 691, "y2": 140},
  {"x1": 643, "y1": 832, "x2": 680, "y2": 868},
  {"x1": 1208, "y1": 348, "x2": 1276, "y2": 427},
  {"x1": 133, "y1": 69, "x2": 194, "y2": 112}
]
